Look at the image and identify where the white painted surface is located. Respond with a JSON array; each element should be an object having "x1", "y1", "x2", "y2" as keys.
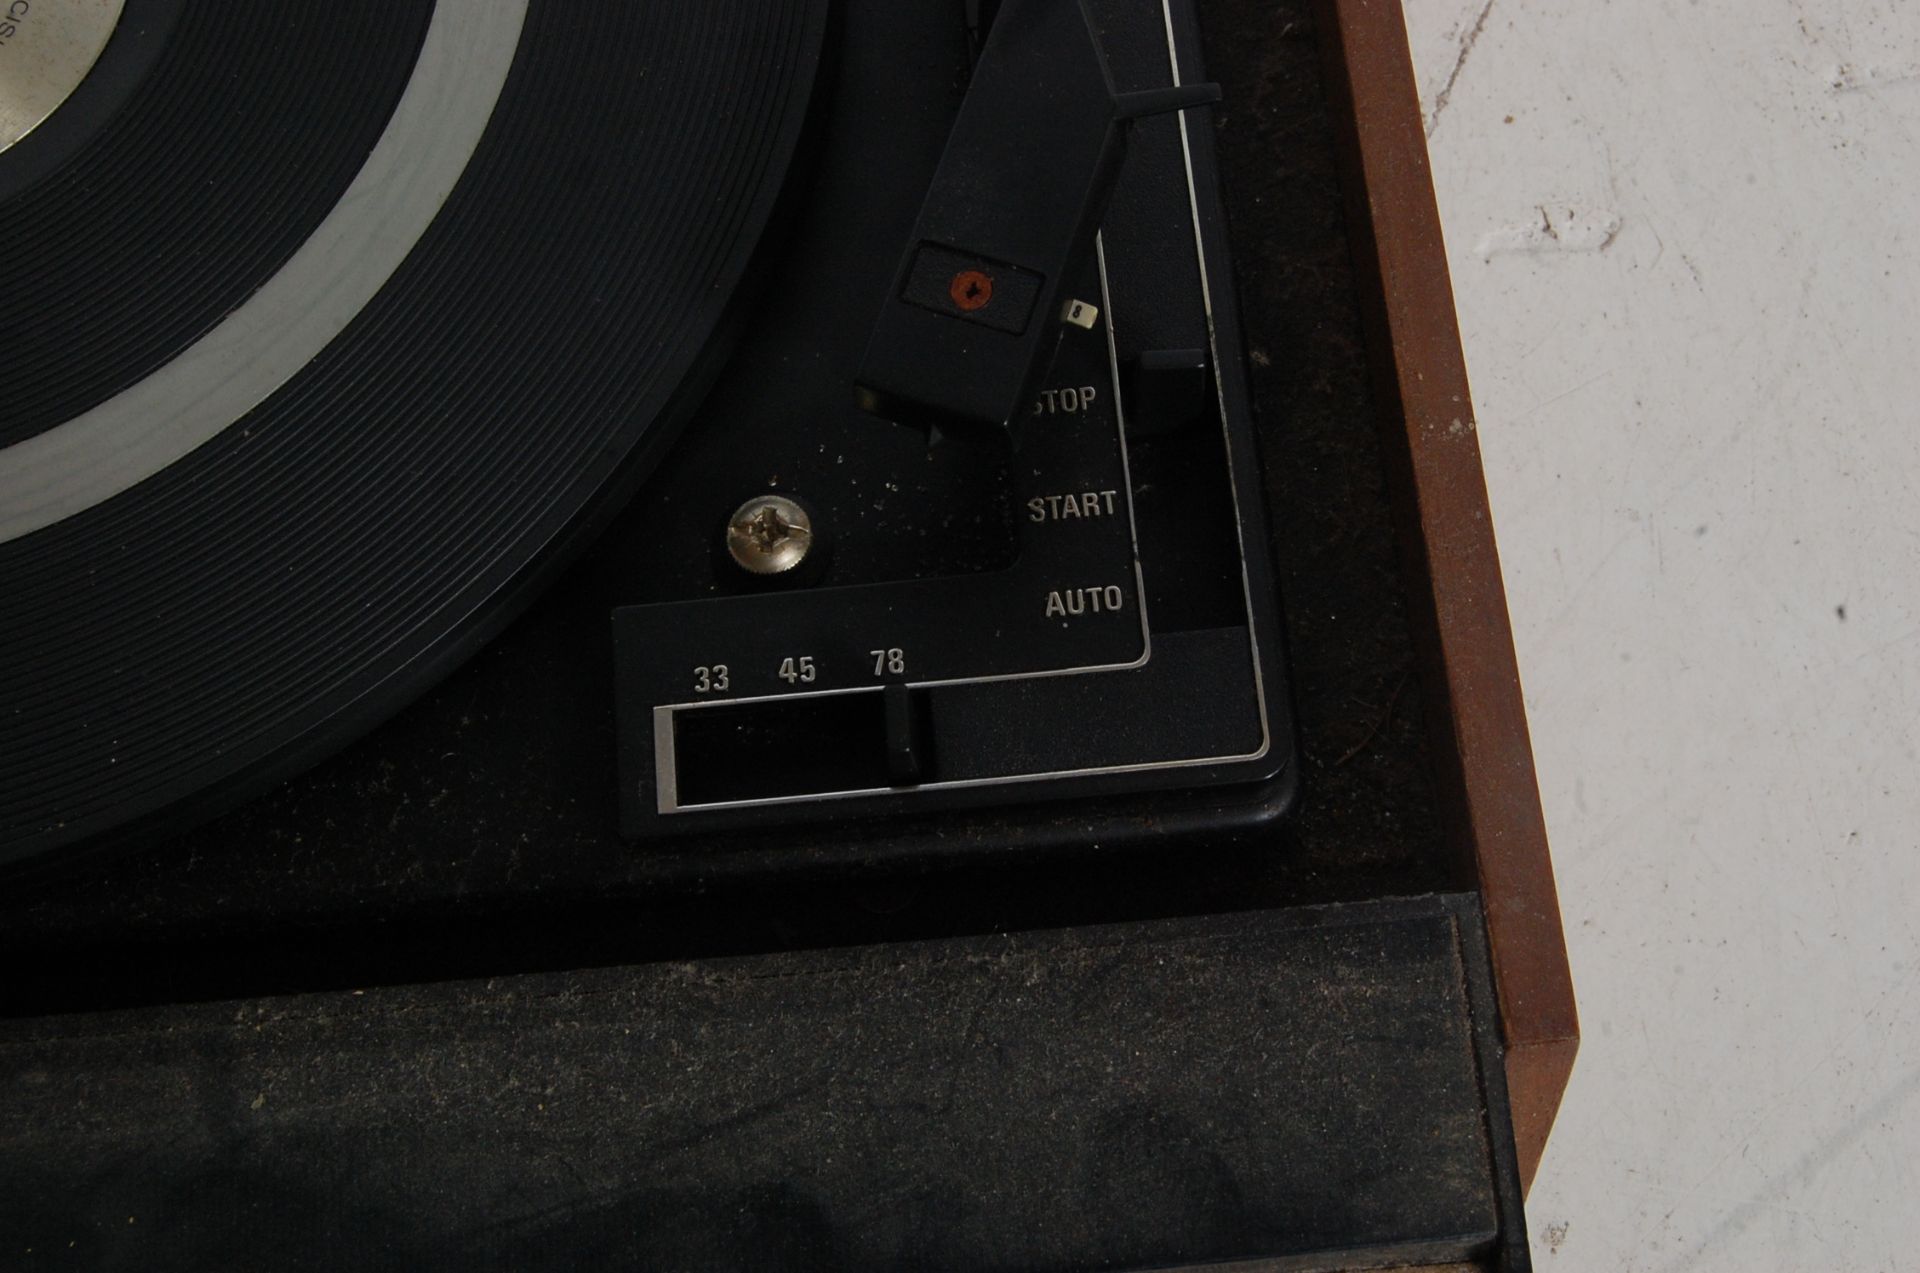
[{"x1": 1401, "y1": 1, "x2": 1920, "y2": 1267}]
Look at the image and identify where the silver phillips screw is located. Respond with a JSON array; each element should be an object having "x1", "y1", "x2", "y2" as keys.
[{"x1": 725, "y1": 494, "x2": 814, "y2": 575}]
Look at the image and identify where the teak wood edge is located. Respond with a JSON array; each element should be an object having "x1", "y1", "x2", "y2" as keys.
[{"x1": 1307, "y1": 0, "x2": 1580, "y2": 1190}]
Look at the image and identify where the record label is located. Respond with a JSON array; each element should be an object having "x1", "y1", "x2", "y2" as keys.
[{"x1": 0, "y1": 0, "x2": 123, "y2": 152}]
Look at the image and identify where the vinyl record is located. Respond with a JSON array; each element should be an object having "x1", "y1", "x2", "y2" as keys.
[{"x1": 0, "y1": 0, "x2": 834, "y2": 866}]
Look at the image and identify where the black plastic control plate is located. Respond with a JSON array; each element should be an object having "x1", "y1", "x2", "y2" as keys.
[{"x1": 613, "y1": 0, "x2": 1294, "y2": 835}]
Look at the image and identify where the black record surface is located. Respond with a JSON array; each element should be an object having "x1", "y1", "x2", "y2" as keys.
[
  {"x1": 0, "y1": 0, "x2": 433, "y2": 447},
  {"x1": 0, "y1": 1, "x2": 833, "y2": 865}
]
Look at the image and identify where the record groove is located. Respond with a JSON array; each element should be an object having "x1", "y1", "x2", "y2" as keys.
[
  {"x1": 1, "y1": 0, "x2": 834, "y2": 863},
  {"x1": 0, "y1": 0, "x2": 436, "y2": 449}
]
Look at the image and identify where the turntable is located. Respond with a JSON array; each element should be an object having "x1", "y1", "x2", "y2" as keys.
[{"x1": 0, "y1": 2, "x2": 1573, "y2": 1269}]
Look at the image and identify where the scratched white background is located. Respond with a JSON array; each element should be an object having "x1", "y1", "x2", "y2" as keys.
[{"x1": 1398, "y1": 0, "x2": 1920, "y2": 1267}]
